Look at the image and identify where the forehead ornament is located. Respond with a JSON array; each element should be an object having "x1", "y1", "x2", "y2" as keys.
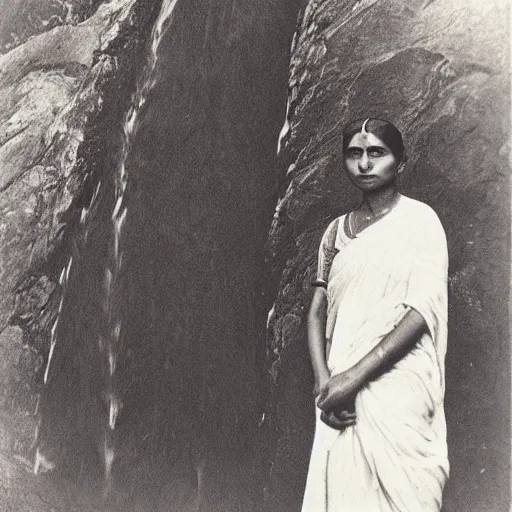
[{"x1": 360, "y1": 118, "x2": 370, "y2": 138}]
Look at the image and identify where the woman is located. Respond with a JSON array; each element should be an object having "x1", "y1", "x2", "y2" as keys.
[{"x1": 302, "y1": 118, "x2": 449, "y2": 512}]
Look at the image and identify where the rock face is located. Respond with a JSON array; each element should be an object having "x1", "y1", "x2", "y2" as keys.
[
  {"x1": 0, "y1": 0, "x2": 305, "y2": 511},
  {"x1": 70, "y1": 1, "x2": 304, "y2": 509},
  {"x1": 0, "y1": 0, "x2": 104, "y2": 54},
  {"x1": 266, "y1": 1, "x2": 510, "y2": 511},
  {"x1": 0, "y1": 0, "x2": 163, "y2": 495}
]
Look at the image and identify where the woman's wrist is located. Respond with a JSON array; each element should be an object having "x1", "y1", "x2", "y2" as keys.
[
  {"x1": 314, "y1": 364, "x2": 330, "y2": 383},
  {"x1": 314, "y1": 365, "x2": 329, "y2": 382},
  {"x1": 349, "y1": 358, "x2": 374, "y2": 389}
]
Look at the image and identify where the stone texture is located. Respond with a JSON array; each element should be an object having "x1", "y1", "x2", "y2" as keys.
[
  {"x1": 265, "y1": 1, "x2": 510, "y2": 511},
  {"x1": 0, "y1": 0, "x2": 162, "y2": 497},
  {"x1": 31, "y1": 1, "x2": 305, "y2": 511},
  {"x1": 0, "y1": 327, "x2": 41, "y2": 453},
  {"x1": 0, "y1": 0, "x2": 104, "y2": 54},
  {"x1": 0, "y1": 0, "x2": 152, "y2": 333}
]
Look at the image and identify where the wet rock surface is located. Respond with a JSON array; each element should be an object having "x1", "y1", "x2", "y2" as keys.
[
  {"x1": 265, "y1": 0, "x2": 509, "y2": 511},
  {"x1": 0, "y1": 0, "x2": 305, "y2": 510},
  {"x1": 0, "y1": 449, "x2": 116, "y2": 512},
  {"x1": 78, "y1": 1, "x2": 305, "y2": 509},
  {"x1": 0, "y1": 0, "x2": 163, "y2": 505}
]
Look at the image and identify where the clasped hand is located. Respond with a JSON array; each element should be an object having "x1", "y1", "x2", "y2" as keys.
[{"x1": 317, "y1": 369, "x2": 361, "y2": 431}]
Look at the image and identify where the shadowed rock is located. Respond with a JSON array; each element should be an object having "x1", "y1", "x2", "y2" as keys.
[
  {"x1": 1, "y1": 0, "x2": 305, "y2": 510},
  {"x1": 0, "y1": 0, "x2": 104, "y2": 54},
  {"x1": 0, "y1": 0, "x2": 161, "y2": 486}
]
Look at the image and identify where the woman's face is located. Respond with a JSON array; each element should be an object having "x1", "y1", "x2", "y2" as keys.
[{"x1": 344, "y1": 132, "x2": 401, "y2": 192}]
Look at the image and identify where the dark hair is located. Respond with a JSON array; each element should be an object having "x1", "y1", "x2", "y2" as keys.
[{"x1": 342, "y1": 118, "x2": 407, "y2": 163}]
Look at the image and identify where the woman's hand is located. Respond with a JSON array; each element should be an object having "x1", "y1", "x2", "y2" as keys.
[
  {"x1": 320, "y1": 409, "x2": 356, "y2": 430},
  {"x1": 317, "y1": 368, "x2": 363, "y2": 412}
]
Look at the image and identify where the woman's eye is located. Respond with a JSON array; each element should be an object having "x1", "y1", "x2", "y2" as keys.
[
  {"x1": 346, "y1": 149, "x2": 363, "y2": 158},
  {"x1": 368, "y1": 149, "x2": 385, "y2": 157}
]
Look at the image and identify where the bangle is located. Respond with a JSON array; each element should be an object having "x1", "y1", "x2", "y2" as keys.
[{"x1": 375, "y1": 345, "x2": 387, "y2": 361}]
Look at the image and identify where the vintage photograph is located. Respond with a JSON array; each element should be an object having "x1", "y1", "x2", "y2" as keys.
[{"x1": 0, "y1": 0, "x2": 509, "y2": 511}]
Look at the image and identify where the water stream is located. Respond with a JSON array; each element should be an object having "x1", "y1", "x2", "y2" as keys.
[
  {"x1": 34, "y1": 0, "x2": 180, "y2": 487},
  {"x1": 102, "y1": 0, "x2": 179, "y2": 486},
  {"x1": 31, "y1": 1, "x2": 302, "y2": 509}
]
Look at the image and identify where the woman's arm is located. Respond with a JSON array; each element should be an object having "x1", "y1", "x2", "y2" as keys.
[
  {"x1": 317, "y1": 308, "x2": 427, "y2": 411},
  {"x1": 307, "y1": 286, "x2": 330, "y2": 396}
]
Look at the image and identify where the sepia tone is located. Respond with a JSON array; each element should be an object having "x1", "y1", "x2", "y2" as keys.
[{"x1": 0, "y1": 0, "x2": 509, "y2": 511}]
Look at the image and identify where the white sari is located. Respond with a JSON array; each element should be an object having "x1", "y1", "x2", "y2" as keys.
[{"x1": 302, "y1": 195, "x2": 449, "y2": 512}]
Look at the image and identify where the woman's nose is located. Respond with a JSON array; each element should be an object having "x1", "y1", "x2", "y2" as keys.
[{"x1": 358, "y1": 153, "x2": 371, "y2": 172}]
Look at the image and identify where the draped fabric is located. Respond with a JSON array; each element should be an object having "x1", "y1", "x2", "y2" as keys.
[{"x1": 302, "y1": 195, "x2": 449, "y2": 512}]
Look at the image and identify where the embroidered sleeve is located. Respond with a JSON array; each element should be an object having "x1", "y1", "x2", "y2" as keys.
[{"x1": 312, "y1": 218, "x2": 340, "y2": 288}]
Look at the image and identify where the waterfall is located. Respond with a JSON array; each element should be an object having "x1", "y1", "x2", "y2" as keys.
[
  {"x1": 103, "y1": 0, "x2": 180, "y2": 485},
  {"x1": 33, "y1": 0, "x2": 180, "y2": 482},
  {"x1": 34, "y1": 153, "x2": 103, "y2": 475}
]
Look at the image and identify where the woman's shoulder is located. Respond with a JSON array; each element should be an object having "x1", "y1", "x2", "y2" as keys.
[
  {"x1": 398, "y1": 195, "x2": 446, "y2": 238},
  {"x1": 323, "y1": 213, "x2": 347, "y2": 233},
  {"x1": 399, "y1": 195, "x2": 442, "y2": 221},
  {"x1": 318, "y1": 214, "x2": 349, "y2": 249}
]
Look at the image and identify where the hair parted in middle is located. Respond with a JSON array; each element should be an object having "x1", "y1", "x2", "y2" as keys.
[{"x1": 342, "y1": 118, "x2": 407, "y2": 164}]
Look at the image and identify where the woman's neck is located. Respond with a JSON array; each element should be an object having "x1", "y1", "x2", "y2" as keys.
[{"x1": 359, "y1": 186, "x2": 400, "y2": 217}]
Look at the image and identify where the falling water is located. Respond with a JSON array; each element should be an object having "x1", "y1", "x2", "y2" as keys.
[
  {"x1": 40, "y1": 179, "x2": 102, "y2": 392},
  {"x1": 33, "y1": 0, "x2": 180, "y2": 482},
  {"x1": 276, "y1": 97, "x2": 291, "y2": 155},
  {"x1": 34, "y1": 177, "x2": 102, "y2": 474},
  {"x1": 102, "y1": 0, "x2": 180, "y2": 486}
]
